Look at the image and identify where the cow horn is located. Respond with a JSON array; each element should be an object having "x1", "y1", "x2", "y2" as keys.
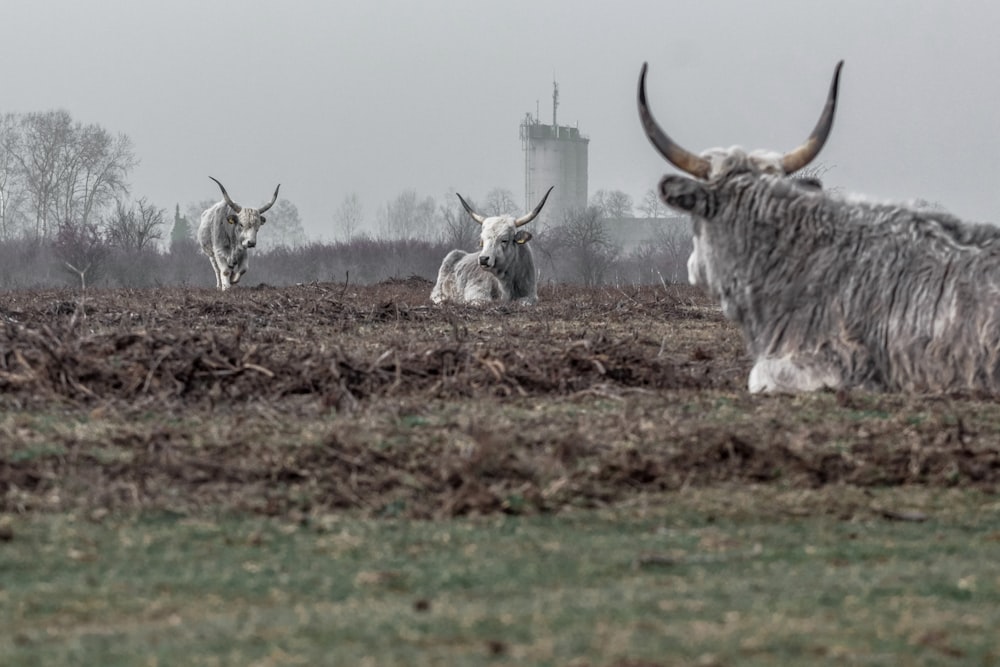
[
  {"x1": 515, "y1": 186, "x2": 554, "y2": 227},
  {"x1": 258, "y1": 184, "x2": 281, "y2": 214},
  {"x1": 456, "y1": 193, "x2": 487, "y2": 225},
  {"x1": 637, "y1": 63, "x2": 712, "y2": 180},
  {"x1": 209, "y1": 176, "x2": 241, "y2": 213},
  {"x1": 780, "y1": 61, "x2": 843, "y2": 174}
]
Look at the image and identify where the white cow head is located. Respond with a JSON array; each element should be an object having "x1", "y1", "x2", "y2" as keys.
[
  {"x1": 209, "y1": 176, "x2": 280, "y2": 249},
  {"x1": 456, "y1": 186, "x2": 553, "y2": 274},
  {"x1": 637, "y1": 62, "x2": 842, "y2": 290}
]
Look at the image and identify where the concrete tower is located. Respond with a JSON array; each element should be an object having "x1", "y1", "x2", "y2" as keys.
[{"x1": 520, "y1": 81, "x2": 589, "y2": 228}]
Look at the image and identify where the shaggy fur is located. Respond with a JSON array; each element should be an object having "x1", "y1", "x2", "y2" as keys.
[
  {"x1": 432, "y1": 188, "x2": 552, "y2": 306},
  {"x1": 197, "y1": 179, "x2": 279, "y2": 291},
  {"x1": 661, "y1": 149, "x2": 1000, "y2": 394},
  {"x1": 430, "y1": 218, "x2": 537, "y2": 305},
  {"x1": 198, "y1": 200, "x2": 256, "y2": 290}
]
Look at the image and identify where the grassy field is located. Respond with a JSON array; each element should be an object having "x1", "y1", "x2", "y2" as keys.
[
  {"x1": 2, "y1": 282, "x2": 1000, "y2": 665},
  {"x1": 3, "y1": 487, "x2": 999, "y2": 666}
]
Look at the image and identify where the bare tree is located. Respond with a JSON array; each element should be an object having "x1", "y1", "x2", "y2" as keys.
[
  {"x1": 333, "y1": 192, "x2": 364, "y2": 241},
  {"x1": 438, "y1": 194, "x2": 479, "y2": 250},
  {"x1": 638, "y1": 187, "x2": 667, "y2": 219},
  {"x1": 377, "y1": 190, "x2": 436, "y2": 240},
  {"x1": 0, "y1": 113, "x2": 28, "y2": 241},
  {"x1": 13, "y1": 111, "x2": 72, "y2": 239},
  {"x1": 52, "y1": 218, "x2": 108, "y2": 288},
  {"x1": 551, "y1": 206, "x2": 620, "y2": 286},
  {"x1": 67, "y1": 126, "x2": 137, "y2": 227},
  {"x1": 482, "y1": 188, "x2": 518, "y2": 216},
  {"x1": 647, "y1": 216, "x2": 694, "y2": 283},
  {"x1": 260, "y1": 198, "x2": 307, "y2": 250},
  {"x1": 105, "y1": 198, "x2": 165, "y2": 253},
  {"x1": 590, "y1": 189, "x2": 635, "y2": 220},
  {"x1": 8, "y1": 110, "x2": 136, "y2": 240}
]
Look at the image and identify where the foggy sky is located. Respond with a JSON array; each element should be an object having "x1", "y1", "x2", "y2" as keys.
[{"x1": 5, "y1": 0, "x2": 1000, "y2": 240}]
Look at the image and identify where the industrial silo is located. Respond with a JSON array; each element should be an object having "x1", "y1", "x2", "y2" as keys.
[{"x1": 520, "y1": 82, "x2": 589, "y2": 229}]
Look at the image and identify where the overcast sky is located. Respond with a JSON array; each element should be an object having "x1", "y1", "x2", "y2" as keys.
[{"x1": 4, "y1": 1, "x2": 1000, "y2": 239}]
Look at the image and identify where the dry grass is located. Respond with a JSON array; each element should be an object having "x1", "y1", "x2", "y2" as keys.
[{"x1": 1, "y1": 281, "x2": 998, "y2": 520}]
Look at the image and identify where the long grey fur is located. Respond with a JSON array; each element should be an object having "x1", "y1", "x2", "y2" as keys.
[{"x1": 660, "y1": 153, "x2": 1000, "y2": 393}]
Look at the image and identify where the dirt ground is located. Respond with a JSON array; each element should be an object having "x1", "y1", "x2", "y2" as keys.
[{"x1": 1, "y1": 279, "x2": 998, "y2": 519}]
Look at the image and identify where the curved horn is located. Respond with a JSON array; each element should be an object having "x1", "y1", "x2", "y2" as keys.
[
  {"x1": 209, "y1": 176, "x2": 241, "y2": 213},
  {"x1": 780, "y1": 61, "x2": 843, "y2": 174},
  {"x1": 456, "y1": 193, "x2": 487, "y2": 224},
  {"x1": 515, "y1": 186, "x2": 554, "y2": 227},
  {"x1": 258, "y1": 184, "x2": 281, "y2": 214},
  {"x1": 637, "y1": 63, "x2": 711, "y2": 180}
]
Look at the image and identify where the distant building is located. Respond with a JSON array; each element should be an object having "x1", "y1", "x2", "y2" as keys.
[{"x1": 520, "y1": 82, "x2": 589, "y2": 229}]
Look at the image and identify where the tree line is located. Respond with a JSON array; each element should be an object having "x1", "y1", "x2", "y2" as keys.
[{"x1": 0, "y1": 109, "x2": 693, "y2": 290}]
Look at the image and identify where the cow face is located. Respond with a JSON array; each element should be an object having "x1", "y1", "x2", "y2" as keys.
[
  {"x1": 477, "y1": 218, "x2": 532, "y2": 273},
  {"x1": 455, "y1": 186, "x2": 552, "y2": 274},
  {"x1": 209, "y1": 176, "x2": 280, "y2": 250},
  {"x1": 659, "y1": 174, "x2": 721, "y2": 290},
  {"x1": 226, "y1": 207, "x2": 267, "y2": 249}
]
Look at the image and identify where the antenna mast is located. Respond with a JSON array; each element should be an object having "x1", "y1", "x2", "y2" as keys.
[{"x1": 552, "y1": 80, "x2": 559, "y2": 131}]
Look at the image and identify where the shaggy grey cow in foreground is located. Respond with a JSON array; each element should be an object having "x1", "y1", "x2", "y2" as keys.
[
  {"x1": 431, "y1": 187, "x2": 553, "y2": 305},
  {"x1": 639, "y1": 60, "x2": 1000, "y2": 394},
  {"x1": 198, "y1": 176, "x2": 280, "y2": 290}
]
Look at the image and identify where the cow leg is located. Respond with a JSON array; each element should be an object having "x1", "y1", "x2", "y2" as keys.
[
  {"x1": 431, "y1": 250, "x2": 465, "y2": 304},
  {"x1": 464, "y1": 277, "x2": 506, "y2": 304},
  {"x1": 207, "y1": 254, "x2": 225, "y2": 289},
  {"x1": 212, "y1": 251, "x2": 233, "y2": 290},
  {"x1": 230, "y1": 252, "x2": 248, "y2": 286},
  {"x1": 230, "y1": 263, "x2": 246, "y2": 285},
  {"x1": 430, "y1": 277, "x2": 447, "y2": 304},
  {"x1": 748, "y1": 355, "x2": 843, "y2": 393}
]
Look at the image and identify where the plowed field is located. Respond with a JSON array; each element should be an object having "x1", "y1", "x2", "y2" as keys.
[{"x1": 3, "y1": 279, "x2": 999, "y2": 519}]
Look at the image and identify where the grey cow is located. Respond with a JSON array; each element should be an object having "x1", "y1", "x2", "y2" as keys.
[
  {"x1": 431, "y1": 187, "x2": 553, "y2": 305},
  {"x1": 198, "y1": 176, "x2": 280, "y2": 290},
  {"x1": 639, "y1": 60, "x2": 1000, "y2": 394}
]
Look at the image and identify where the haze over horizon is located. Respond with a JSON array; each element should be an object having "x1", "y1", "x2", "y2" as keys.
[{"x1": 4, "y1": 0, "x2": 1000, "y2": 240}]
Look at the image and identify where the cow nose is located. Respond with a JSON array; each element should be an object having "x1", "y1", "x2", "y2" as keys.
[
  {"x1": 246, "y1": 240, "x2": 256, "y2": 248},
  {"x1": 479, "y1": 255, "x2": 490, "y2": 267}
]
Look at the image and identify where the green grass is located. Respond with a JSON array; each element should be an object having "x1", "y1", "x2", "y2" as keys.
[{"x1": 3, "y1": 489, "x2": 999, "y2": 666}]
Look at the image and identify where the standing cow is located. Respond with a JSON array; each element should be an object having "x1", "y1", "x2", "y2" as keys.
[
  {"x1": 639, "y1": 60, "x2": 1000, "y2": 394},
  {"x1": 198, "y1": 176, "x2": 280, "y2": 290},
  {"x1": 431, "y1": 187, "x2": 553, "y2": 305}
]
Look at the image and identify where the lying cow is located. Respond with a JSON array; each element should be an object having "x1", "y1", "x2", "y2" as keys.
[
  {"x1": 198, "y1": 176, "x2": 280, "y2": 290},
  {"x1": 431, "y1": 187, "x2": 553, "y2": 305},
  {"x1": 639, "y1": 60, "x2": 1000, "y2": 394}
]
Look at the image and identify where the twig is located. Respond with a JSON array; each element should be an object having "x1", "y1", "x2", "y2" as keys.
[
  {"x1": 242, "y1": 363, "x2": 275, "y2": 378},
  {"x1": 340, "y1": 269, "x2": 350, "y2": 300},
  {"x1": 875, "y1": 507, "x2": 929, "y2": 522},
  {"x1": 141, "y1": 346, "x2": 174, "y2": 394}
]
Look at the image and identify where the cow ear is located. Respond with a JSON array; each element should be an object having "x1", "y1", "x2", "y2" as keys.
[
  {"x1": 259, "y1": 216, "x2": 266, "y2": 224},
  {"x1": 659, "y1": 175, "x2": 716, "y2": 218},
  {"x1": 515, "y1": 230, "x2": 532, "y2": 244},
  {"x1": 226, "y1": 214, "x2": 239, "y2": 225}
]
